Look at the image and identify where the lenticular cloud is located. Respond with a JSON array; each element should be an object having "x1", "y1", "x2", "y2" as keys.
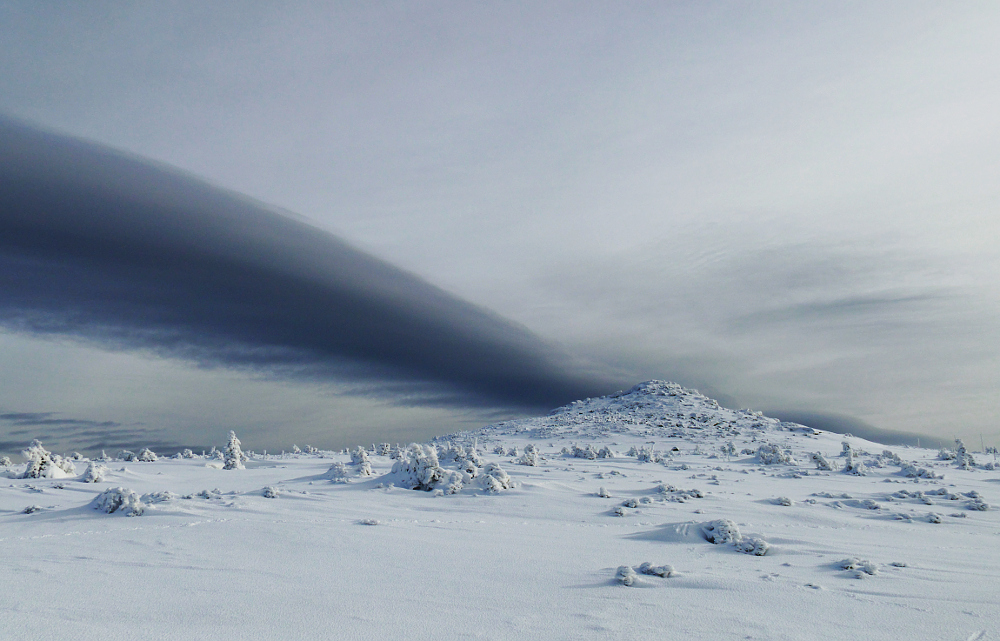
[{"x1": 0, "y1": 116, "x2": 611, "y2": 409}]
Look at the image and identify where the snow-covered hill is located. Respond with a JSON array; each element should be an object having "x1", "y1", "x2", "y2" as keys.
[{"x1": 2, "y1": 381, "x2": 997, "y2": 640}]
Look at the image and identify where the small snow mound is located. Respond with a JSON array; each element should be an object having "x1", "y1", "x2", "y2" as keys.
[
  {"x1": 93, "y1": 487, "x2": 145, "y2": 516},
  {"x1": 774, "y1": 496, "x2": 793, "y2": 506},
  {"x1": 22, "y1": 505, "x2": 42, "y2": 514},
  {"x1": 838, "y1": 558, "x2": 878, "y2": 575},
  {"x1": 359, "y1": 518, "x2": 380, "y2": 526}
]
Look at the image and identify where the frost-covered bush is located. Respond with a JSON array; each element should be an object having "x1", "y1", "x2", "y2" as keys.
[
  {"x1": 954, "y1": 439, "x2": 976, "y2": 469},
  {"x1": 1, "y1": 455, "x2": 12, "y2": 467},
  {"x1": 117, "y1": 450, "x2": 136, "y2": 462},
  {"x1": 82, "y1": 462, "x2": 108, "y2": 483},
  {"x1": 181, "y1": 449, "x2": 195, "y2": 459},
  {"x1": 571, "y1": 444, "x2": 598, "y2": 460},
  {"x1": 616, "y1": 565, "x2": 638, "y2": 586},
  {"x1": 701, "y1": 519, "x2": 741, "y2": 544},
  {"x1": 839, "y1": 558, "x2": 878, "y2": 576},
  {"x1": 326, "y1": 462, "x2": 351, "y2": 483},
  {"x1": 881, "y1": 450, "x2": 902, "y2": 466},
  {"x1": 493, "y1": 445, "x2": 505, "y2": 455},
  {"x1": 20, "y1": 440, "x2": 76, "y2": 479},
  {"x1": 843, "y1": 450, "x2": 868, "y2": 476},
  {"x1": 638, "y1": 562, "x2": 674, "y2": 577},
  {"x1": 900, "y1": 462, "x2": 941, "y2": 479},
  {"x1": 377, "y1": 443, "x2": 391, "y2": 456},
  {"x1": 223, "y1": 431, "x2": 247, "y2": 470},
  {"x1": 518, "y1": 444, "x2": 540, "y2": 466},
  {"x1": 597, "y1": 486, "x2": 611, "y2": 498},
  {"x1": 756, "y1": 444, "x2": 795, "y2": 465},
  {"x1": 136, "y1": 448, "x2": 157, "y2": 462},
  {"x1": 774, "y1": 496, "x2": 792, "y2": 506},
  {"x1": 350, "y1": 446, "x2": 368, "y2": 465},
  {"x1": 262, "y1": 486, "x2": 279, "y2": 498},
  {"x1": 358, "y1": 457, "x2": 372, "y2": 476},
  {"x1": 810, "y1": 452, "x2": 833, "y2": 471},
  {"x1": 479, "y1": 462, "x2": 512, "y2": 493},
  {"x1": 621, "y1": 498, "x2": 639, "y2": 508},
  {"x1": 597, "y1": 446, "x2": 615, "y2": 459},
  {"x1": 735, "y1": 536, "x2": 770, "y2": 556},
  {"x1": 93, "y1": 487, "x2": 145, "y2": 516},
  {"x1": 391, "y1": 444, "x2": 454, "y2": 492},
  {"x1": 841, "y1": 441, "x2": 853, "y2": 457}
]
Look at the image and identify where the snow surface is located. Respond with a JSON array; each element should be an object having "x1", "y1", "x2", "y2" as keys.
[{"x1": 2, "y1": 381, "x2": 998, "y2": 640}]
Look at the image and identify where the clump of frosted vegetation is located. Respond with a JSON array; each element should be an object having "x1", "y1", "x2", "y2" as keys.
[
  {"x1": 479, "y1": 462, "x2": 513, "y2": 493},
  {"x1": 262, "y1": 486, "x2": 278, "y2": 498},
  {"x1": 735, "y1": 537, "x2": 771, "y2": 556},
  {"x1": 93, "y1": 487, "x2": 145, "y2": 516},
  {"x1": 326, "y1": 462, "x2": 351, "y2": 483},
  {"x1": 117, "y1": 450, "x2": 136, "y2": 462},
  {"x1": 1, "y1": 455, "x2": 12, "y2": 467},
  {"x1": 839, "y1": 558, "x2": 878, "y2": 578},
  {"x1": 701, "y1": 519, "x2": 770, "y2": 555},
  {"x1": 137, "y1": 448, "x2": 158, "y2": 462},
  {"x1": 616, "y1": 565, "x2": 638, "y2": 586},
  {"x1": 20, "y1": 440, "x2": 76, "y2": 479},
  {"x1": 82, "y1": 462, "x2": 108, "y2": 483},
  {"x1": 701, "y1": 519, "x2": 742, "y2": 544},
  {"x1": 597, "y1": 446, "x2": 615, "y2": 459},
  {"x1": 223, "y1": 431, "x2": 247, "y2": 470},
  {"x1": 774, "y1": 496, "x2": 793, "y2": 506},
  {"x1": 518, "y1": 444, "x2": 540, "y2": 466},
  {"x1": 350, "y1": 446, "x2": 368, "y2": 465},
  {"x1": 597, "y1": 486, "x2": 611, "y2": 498},
  {"x1": 391, "y1": 444, "x2": 459, "y2": 493},
  {"x1": 900, "y1": 462, "x2": 941, "y2": 479},
  {"x1": 181, "y1": 449, "x2": 195, "y2": 459},
  {"x1": 810, "y1": 452, "x2": 834, "y2": 471},
  {"x1": 376, "y1": 443, "x2": 391, "y2": 456},
  {"x1": 843, "y1": 450, "x2": 868, "y2": 476},
  {"x1": 638, "y1": 562, "x2": 674, "y2": 577},
  {"x1": 954, "y1": 439, "x2": 976, "y2": 469},
  {"x1": 756, "y1": 443, "x2": 796, "y2": 465},
  {"x1": 571, "y1": 444, "x2": 598, "y2": 460}
]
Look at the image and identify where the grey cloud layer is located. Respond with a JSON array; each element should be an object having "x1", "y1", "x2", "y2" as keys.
[{"x1": 0, "y1": 118, "x2": 614, "y2": 411}]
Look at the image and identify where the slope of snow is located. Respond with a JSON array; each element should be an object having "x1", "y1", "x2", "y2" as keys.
[{"x1": 2, "y1": 381, "x2": 998, "y2": 640}]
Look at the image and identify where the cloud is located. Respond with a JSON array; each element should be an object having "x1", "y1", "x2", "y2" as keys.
[
  {"x1": 0, "y1": 411, "x2": 193, "y2": 455},
  {"x1": 0, "y1": 117, "x2": 617, "y2": 411}
]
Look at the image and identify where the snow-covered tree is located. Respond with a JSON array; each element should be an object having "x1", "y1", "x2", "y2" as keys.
[
  {"x1": 82, "y1": 462, "x2": 108, "y2": 483},
  {"x1": 223, "y1": 431, "x2": 246, "y2": 470},
  {"x1": 137, "y1": 448, "x2": 158, "y2": 462},
  {"x1": 20, "y1": 440, "x2": 76, "y2": 479}
]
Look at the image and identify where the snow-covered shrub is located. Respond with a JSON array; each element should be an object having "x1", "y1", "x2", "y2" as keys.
[
  {"x1": 117, "y1": 450, "x2": 136, "y2": 462},
  {"x1": 810, "y1": 452, "x2": 833, "y2": 471},
  {"x1": 377, "y1": 443, "x2": 391, "y2": 456},
  {"x1": 391, "y1": 444, "x2": 452, "y2": 492},
  {"x1": 621, "y1": 498, "x2": 639, "y2": 508},
  {"x1": 616, "y1": 565, "x2": 638, "y2": 586},
  {"x1": 20, "y1": 440, "x2": 76, "y2": 479},
  {"x1": 839, "y1": 558, "x2": 878, "y2": 576},
  {"x1": 325, "y1": 462, "x2": 351, "y2": 483},
  {"x1": 223, "y1": 431, "x2": 246, "y2": 470},
  {"x1": 479, "y1": 462, "x2": 512, "y2": 493},
  {"x1": 735, "y1": 536, "x2": 770, "y2": 556},
  {"x1": 597, "y1": 486, "x2": 611, "y2": 498},
  {"x1": 518, "y1": 444, "x2": 540, "y2": 466},
  {"x1": 571, "y1": 444, "x2": 598, "y2": 460},
  {"x1": 968, "y1": 498, "x2": 990, "y2": 511},
  {"x1": 181, "y1": 449, "x2": 195, "y2": 459},
  {"x1": 22, "y1": 505, "x2": 42, "y2": 514},
  {"x1": 900, "y1": 462, "x2": 941, "y2": 479},
  {"x1": 262, "y1": 486, "x2": 279, "y2": 498},
  {"x1": 142, "y1": 491, "x2": 176, "y2": 504},
  {"x1": 136, "y1": 448, "x2": 158, "y2": 462},
  {"x1": 756, "y1": 444, "x2": 795, "y2": 465},
  {"x1": 721, "y1": 441, "x2": 737, "y2": 457},
  {"x1": 291, "y1": 445, "x2": 302, "y2": 455},
  {"x1": 638, "y1": 562, "x2": 674, "y2": 577},
  {"x1": 954, "y1": 439, "x2": 976, "y2": 469},
  {"x1": 597, "y1": 446, "x2": 616, "y2": 459},
  {"x1": 350, "y1": 446, "x2": 368, "y2": 465},
  {"x1": 93, "y1": 487, "x2": 145, "y2": 516},
  {"x1": 81, "y1": 462, "x2": 108, "y2": 483},
  {"x1": 493, "y1": 445, "x2": 505, "y2": 455},
  {"x1": 701, "y1": 519, "x2": 741, "y2": 544},
  {"x1": 843, "y1": 450, "x2": 867, "y2": 476},
  {"x1": 881, "y1": 450, "x2": 902, "y2": 466},
  {"x1": 841, "y1": 441, "x2": 853, "y2": 457},
  {"x1": 937, "y1": 447, "x2": 956, "y2": 461},
  {"x1": 774, "y1": 496, "x2": 792, "y2": 506},
  {"x1": 0, "y1": 455, "x2": 12, "y2": 467},
  {"x1": 506, "y1": 446, "x2": 519, "y2": 457}
]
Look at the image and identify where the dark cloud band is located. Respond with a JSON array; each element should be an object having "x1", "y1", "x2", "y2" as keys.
[{"x1": 0, "y1": 117, "x2": 614, "y2": 410}]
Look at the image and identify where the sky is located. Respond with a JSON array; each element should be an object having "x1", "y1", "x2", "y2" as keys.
[{"x1": 0, "y1": 1, "x2": 998, "y2": 455}]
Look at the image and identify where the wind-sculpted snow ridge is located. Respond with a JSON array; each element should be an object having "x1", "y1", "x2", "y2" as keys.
[{"x1": 2, "y1": 380, "x2": 1000, "y2": 639}]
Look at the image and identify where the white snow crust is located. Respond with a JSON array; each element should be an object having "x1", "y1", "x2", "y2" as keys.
[{"x1": 2, "y1": 380, "x2": 999, "y2": 639}]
